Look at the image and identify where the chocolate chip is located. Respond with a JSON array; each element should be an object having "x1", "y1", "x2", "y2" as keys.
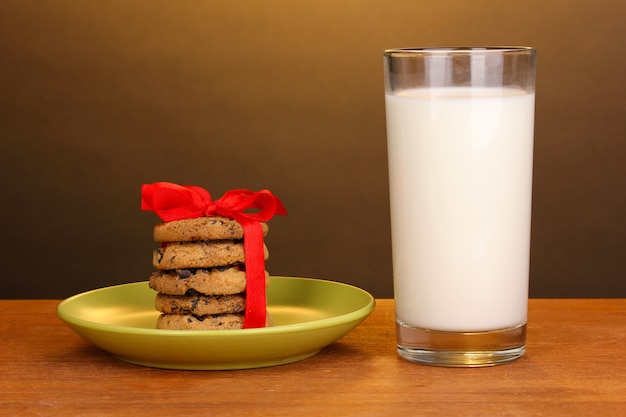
[{"x1": 176, "y1": 269, "x2": 192, "y2": 279}]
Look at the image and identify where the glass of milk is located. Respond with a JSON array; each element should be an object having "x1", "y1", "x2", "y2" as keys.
[{"x1": 384, "y1": 47, "x2": 536, "y2": 366}]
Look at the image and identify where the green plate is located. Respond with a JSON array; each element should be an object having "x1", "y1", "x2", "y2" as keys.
[{"x1": 57, "y1": 276, "x2": 375, "y2": 370}]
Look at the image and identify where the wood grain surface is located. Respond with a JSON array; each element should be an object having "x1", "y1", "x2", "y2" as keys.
[{"x1": 1, "y1": 299, "x2": 625, "y2": 416}]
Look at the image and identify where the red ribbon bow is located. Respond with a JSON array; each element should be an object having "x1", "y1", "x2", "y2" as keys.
[{"x1": 141, "y1": 182, "x2": 287, "y2": 329}]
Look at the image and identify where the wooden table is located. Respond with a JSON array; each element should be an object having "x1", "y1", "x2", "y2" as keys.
[{"x1": 2, "y1": 299, "x2": 625, "y2": 416}]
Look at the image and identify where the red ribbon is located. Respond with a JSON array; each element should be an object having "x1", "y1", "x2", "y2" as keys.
[{"x1": 141, "y1": 182, "x2": 287, "y2": 329}]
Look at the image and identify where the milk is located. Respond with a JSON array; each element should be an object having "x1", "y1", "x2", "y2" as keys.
[{"x1": 385, "y1": 87, "x2": 535, "y2": 332}]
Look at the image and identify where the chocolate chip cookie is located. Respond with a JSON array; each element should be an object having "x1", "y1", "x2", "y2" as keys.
[
  {"x1": 153, "y1": 216, "x2": 269, "y2": 242},
  {"x1": 152, "y1": 240, "x2": 269, "y2": 270},
  {"x1": 149, "y1": 265, "x2": 270, "y2": 296}
]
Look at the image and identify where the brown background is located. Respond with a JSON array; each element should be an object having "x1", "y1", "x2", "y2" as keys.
[{"x1": 1, "y1": 1, "x2": 624, "y2": 299}]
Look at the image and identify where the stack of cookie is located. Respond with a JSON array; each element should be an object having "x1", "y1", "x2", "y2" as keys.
[{"x1": 148, "y1": 216, "x2": 270, "y2": 330}]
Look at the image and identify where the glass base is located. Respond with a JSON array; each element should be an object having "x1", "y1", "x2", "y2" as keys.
[{"x1": 396, "y1": 321, "x2": 526, "y2": 367}]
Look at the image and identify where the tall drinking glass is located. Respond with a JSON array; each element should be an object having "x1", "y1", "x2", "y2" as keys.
[{"x1": 384, "y1": 47, "x2": 536, "y2": 366}]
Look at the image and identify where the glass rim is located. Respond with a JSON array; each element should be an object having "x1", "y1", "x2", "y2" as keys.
[{"x1": 384, "y1": 46, "x2": 535, "y2": 56}]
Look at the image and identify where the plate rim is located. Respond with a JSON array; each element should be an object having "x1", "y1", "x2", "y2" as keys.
[{"x1": 57, "y1": 276, "x2": 376, "y2": 337}]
